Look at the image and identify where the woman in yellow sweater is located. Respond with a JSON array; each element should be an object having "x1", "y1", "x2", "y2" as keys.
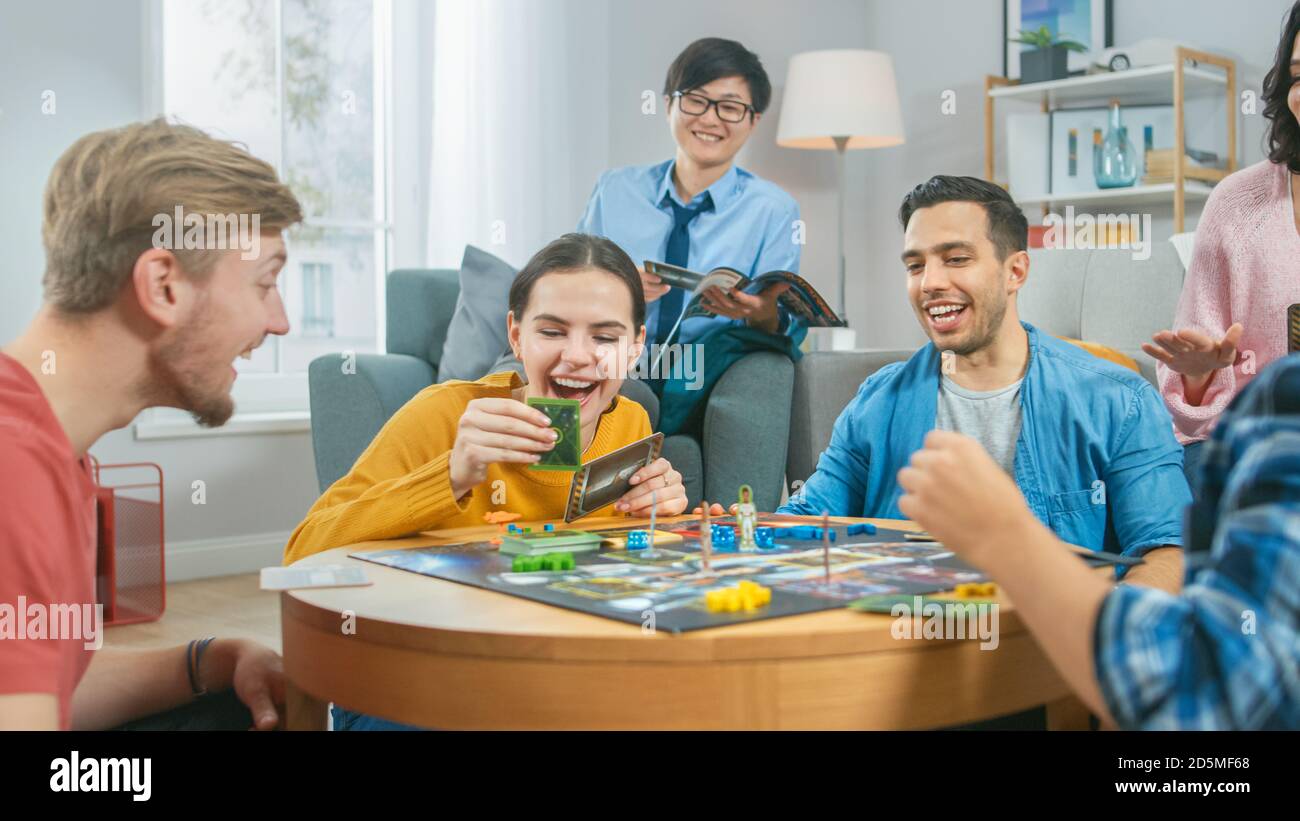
[{"x1": 284, "y1": 233, "x2": 688, "y2": 564}]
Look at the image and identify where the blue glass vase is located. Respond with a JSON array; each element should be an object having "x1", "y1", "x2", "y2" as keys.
[{"x1": 1094, "y1": 101, "x2": 1139, "y2": 188}]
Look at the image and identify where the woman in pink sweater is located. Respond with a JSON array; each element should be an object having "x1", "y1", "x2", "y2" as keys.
[{"x1": 1143, "y1": 2, "x2": 1300, "y2": 484}]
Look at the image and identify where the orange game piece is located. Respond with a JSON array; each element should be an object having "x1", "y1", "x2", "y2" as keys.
[{"x1": 483, "y1": 511, "x2": 523, "y2": 525}]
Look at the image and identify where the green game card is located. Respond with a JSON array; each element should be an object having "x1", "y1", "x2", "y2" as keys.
[{"x1": 527, "y1": 397, "x2": 581, "y2": 471}]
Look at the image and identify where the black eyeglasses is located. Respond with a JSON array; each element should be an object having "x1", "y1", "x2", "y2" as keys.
[{"x1": 672, "y1": 90, "x2": 755, "y2": 123}]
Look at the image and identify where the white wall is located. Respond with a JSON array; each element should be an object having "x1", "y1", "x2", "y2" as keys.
[{"x1": 0, "y1": 0, "x2": 317, "y2": 578}]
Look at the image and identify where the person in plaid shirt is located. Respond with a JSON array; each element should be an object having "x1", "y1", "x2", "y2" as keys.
[{"x1": 896, "y1": 355, "x2": 1300, "y2": 729}]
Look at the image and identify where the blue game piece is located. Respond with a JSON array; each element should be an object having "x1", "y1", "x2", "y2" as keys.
[
  {"x1": 710, "y1": 523, "x2": 736, "y2": 545},
  {"x1": 544, "y1": 523, "x2": 555, "y2": 532},
  {"x1": 625, "y1": 530, "x2": 650, "y2": 551},
  {"x1": 846, "y1": 523, "x2": 877, "y2": 536},
  {"x1": 754, "y1": 526, "x2": 775, "y2": 549},
  {"x1": 787, "y1": 525, "x2": 818, "y2": 540}
]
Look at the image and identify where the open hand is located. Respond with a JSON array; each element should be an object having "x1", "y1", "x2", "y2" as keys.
[{"x1": 1142, "y1": 323, "x2": 1243, "y2": 384}]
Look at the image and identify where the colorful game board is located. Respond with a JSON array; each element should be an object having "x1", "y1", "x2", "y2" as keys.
[{"x1": 352, "y1": 515, "x2": 994, "y2": 633}]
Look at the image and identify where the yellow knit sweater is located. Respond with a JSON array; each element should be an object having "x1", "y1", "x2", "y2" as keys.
[{"x1": 283, "y1": 371, "x2": 652, "y2": 564}]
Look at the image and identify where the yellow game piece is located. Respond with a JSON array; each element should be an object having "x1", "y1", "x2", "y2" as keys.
[
  {"x1": 705, "y1": 589, "x2": 729, "y2": 613},
  {"x1": 706, "y1": 581, "x2": 771, "y2": 613},
  {"x1": 954, "y1": 582, "x2": 998, "y2": 599}
]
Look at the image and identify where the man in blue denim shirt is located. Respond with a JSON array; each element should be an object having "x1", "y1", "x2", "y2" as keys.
[{"x1": 777, "y1": 176, "x2": 1190, "y2": 588}]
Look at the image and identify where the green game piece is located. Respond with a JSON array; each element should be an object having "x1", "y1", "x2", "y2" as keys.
[
  {"x1": 541, "y1": 552, "x2": 574, "y2": 572},
  {"x1": 526, "y1": 397, "x2": 582, "y2": 471},
  {"x1": 511, "y1": 554, "x2": 546, "y2": 573}
]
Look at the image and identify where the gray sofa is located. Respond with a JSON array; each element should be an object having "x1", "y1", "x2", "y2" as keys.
[
  {"x1": 308, "y1": 268, "x2": 796, "y2": 510},
  {"x1": 785, "y1": 244, "x2": 1187, "y2": 489}
]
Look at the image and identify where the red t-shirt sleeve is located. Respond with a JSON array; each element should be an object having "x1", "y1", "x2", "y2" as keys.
[{"x1": 0, "y1": 437, "x2": 84, "y2": 699}]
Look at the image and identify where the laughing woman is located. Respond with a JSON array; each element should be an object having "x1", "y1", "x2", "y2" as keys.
[
  {"x1": 283, "y1": 233, "x2": 688, "y2": 566},
  {"x1": 1143, "y1": 1, "x2": 1300, "y2": 486}
]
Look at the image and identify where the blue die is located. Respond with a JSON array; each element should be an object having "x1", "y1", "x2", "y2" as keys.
[
  {"x1": 710, "y1": 524, "x2": 736, "y2": 547},
  {"x1": 625, "y1": 530, "x2": 650, "y2": 550},
  {"x1": 754, "y1": 526, "x2": 775, "y2": 549}
]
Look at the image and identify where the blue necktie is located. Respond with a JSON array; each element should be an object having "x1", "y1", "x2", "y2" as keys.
[{"x1": 654, "y1": 192, "x2": 714, "y2": 346}]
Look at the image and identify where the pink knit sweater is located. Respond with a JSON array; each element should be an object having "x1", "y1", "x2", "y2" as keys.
[{"x1": 1159, "y1": 159, "x2": 1300, "y2": 444}]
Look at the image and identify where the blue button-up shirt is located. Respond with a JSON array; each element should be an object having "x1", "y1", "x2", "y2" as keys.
[
  {"x1": 780, "y1": 323, "x2": 1192, "y2": 558},
  {"x1": 1095, "y1": 354, "x2": 1300, "y2": 729},
  {"x1": 576, "y1": 159, "x2": 803, "y2": 345}
]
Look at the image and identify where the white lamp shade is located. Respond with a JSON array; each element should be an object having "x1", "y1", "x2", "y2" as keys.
[{"x1": 776, "y1": 49, "x2": 905, "y2": 150}]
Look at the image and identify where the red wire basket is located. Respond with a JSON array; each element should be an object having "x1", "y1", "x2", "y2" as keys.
[{"x1": 90, "y1": 460, "x2": 166, "y2": 626}]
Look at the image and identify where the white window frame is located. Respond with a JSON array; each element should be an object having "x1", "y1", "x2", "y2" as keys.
[{"x1": 137, "y1": 0, "x2": 409, "y2": 439}]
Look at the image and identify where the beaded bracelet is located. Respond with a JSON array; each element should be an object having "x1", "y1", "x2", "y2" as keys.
[{"x1": 187, "y1": 637, "x2": 217, "y2": 696}]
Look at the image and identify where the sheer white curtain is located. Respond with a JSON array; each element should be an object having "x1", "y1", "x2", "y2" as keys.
[{"x1": 426, "y1": 0, "x2": 610, "y2": 269}]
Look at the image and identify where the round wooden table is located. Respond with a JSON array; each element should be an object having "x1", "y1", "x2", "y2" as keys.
[{"x1": 281, "y1": 515, "x2": 1082, "y2": 730}]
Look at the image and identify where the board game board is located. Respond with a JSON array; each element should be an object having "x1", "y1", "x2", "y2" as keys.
[{"x1": 351, "y1": 514, "x2": 993, "y2": 633}]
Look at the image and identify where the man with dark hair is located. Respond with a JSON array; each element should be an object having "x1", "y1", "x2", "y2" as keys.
[
  {"x1": 577, "y1": 37, "x2": 802, "y2": 415},
  {"x1": 774, "y1": 175, "x2": 1190, "y2": 590}
]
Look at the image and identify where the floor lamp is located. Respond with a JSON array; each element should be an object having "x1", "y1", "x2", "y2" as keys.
[{"x1": 776, "y1": 50, "x2": 905, "y2": 346}]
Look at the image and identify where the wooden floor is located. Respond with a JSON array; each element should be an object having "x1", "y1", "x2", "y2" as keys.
[{"x1": 104, "y1": 573, "x2": 281, "y2": 653}]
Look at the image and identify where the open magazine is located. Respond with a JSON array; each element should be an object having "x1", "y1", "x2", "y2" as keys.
[{"x1": 644, "y1": 260, "x2": 846, "y2": 342}]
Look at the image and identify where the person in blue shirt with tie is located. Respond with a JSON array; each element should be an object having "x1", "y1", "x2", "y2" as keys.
[{"x1": 577, "y1": 38, "x2": 803, "y2": 414}]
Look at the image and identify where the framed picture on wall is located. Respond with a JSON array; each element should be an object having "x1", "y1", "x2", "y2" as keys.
[
  {"x1": 1049, "y1": 104, "x2": 1175, "y2": 195},
  {"x1": 1003, "y1": 0, "x2": 1113, "y2": 80}
]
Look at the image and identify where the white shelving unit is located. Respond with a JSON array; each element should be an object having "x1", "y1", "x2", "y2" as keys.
[
  {"x1": 1013, "y1": 181, "x2": 1215, "y2": 208},
  {"x1": 984, "y1": 47, "x2": 1237, "y2": 233}
]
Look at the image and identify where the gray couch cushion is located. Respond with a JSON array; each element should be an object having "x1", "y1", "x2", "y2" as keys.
[
  {"x1": 386, "y1": 268, "x2": 461, "y2": 368},
  {"x1": 1021, "y1": 244, "x2": 1186, "y2": 385},
  {"x1": 437, "y1": 246, "x2": 516, "y2": 382},
  {"x1": 308, "y1": 353, "x2": 436, "y2": 492},
  {"x1": 1019, "y1": 248, "x2": 1090, "y2": 338},
  {"x1": 1078, "y1": 244, "x2": 1185, "y2": 383},
  {"x1": 703, "y1": 351, "x2": 797, "y2": 511},
  {"x1": 661, "y1": 434, "x2": 703, "y2": 509},
  {"x1": 786, "y1": 350, "x2": 913, "y2": 487}
]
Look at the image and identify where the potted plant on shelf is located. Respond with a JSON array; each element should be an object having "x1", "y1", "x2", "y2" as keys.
[{"x1": 1011, "y1": 26, "x2": 1089, "y2": 84}]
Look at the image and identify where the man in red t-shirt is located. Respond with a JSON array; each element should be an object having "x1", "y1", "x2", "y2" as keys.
[{"x1": 0, "y1": 119, "x2": 303, "y2": 730}]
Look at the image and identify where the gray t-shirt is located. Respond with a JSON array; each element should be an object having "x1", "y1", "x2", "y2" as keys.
[{"x1": 934, "y1": 375, "x2": 1024, "y2": 476}]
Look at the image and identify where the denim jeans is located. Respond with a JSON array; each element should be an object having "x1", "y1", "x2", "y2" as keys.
[{"x1": 331, "y1": 705, "x2": 427, "y2": 731}]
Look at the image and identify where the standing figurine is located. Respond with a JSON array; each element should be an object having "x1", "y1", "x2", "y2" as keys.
[
  {"x1": 700, "y1": 499, "x2": 713, "y2": 572},
  {"x1": 736, "y1": 484, "x2": 758, "y2": 551}
]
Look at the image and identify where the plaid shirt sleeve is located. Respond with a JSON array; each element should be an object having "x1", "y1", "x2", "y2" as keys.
[{"x1": 1093, "y1": 357, "x2": 1300, "y2": 730}]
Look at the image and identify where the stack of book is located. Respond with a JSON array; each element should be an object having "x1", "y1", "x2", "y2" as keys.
[{"x1": 1143, "y1": 148, "x2": 1227, "y2": 185}]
